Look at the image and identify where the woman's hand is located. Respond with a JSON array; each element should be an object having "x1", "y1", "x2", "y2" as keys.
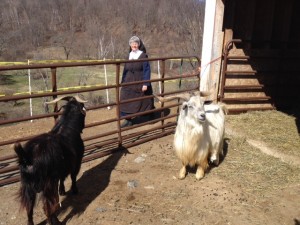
[{"x1": 142, "y1": 85, "x2": 148, "y2": 92}]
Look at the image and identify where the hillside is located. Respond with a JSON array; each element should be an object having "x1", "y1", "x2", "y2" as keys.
[{"x1": 0, "y1": 0, "x2": 205, "y2": 61}]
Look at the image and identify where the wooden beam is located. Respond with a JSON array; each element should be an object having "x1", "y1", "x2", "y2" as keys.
[
  {"x1": 200, "y1": 0, "x2": 217, "y2": 92},
  {"x1": 211, "y1": 0, "x2": 225, "y2": 102}
]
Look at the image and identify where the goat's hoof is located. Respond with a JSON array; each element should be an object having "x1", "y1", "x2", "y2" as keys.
[
  {"x1": 210, "y1": 159, "x2": 219, "y2": 166},
  {"x1": 195, "y1": 170, "x2": 205, "y2": 180},
  {"x1": 195, "y1": 174, "x2": 204, "y2": 180},
  {"x1": 210, "y1": 155, "x2": 220, "y2": 166},
  {"x1": 178, "y1": 167, "x2": 186, "y2": 180},
  {"x1": 59, "y1": 189, "x2": 66, "y2": 196},
  {"x1": 178, "y1": 174, "x2": 186, "y2": 180},
  {"x1": 48, "y1": 216, "x2": 62, "y2": 225}
]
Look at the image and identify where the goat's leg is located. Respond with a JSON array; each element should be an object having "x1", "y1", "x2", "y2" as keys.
[
  {"x1": 70, "y1": 172, "x2": 79, "y2": 194},
  {"x1": 196, "y1": 158, "x2": 208, "y2": 180},
  {"x1": 210, "y1": 148, "x2": 220, "y2": 166},
  {"x1": 220, "y1": 139, "x2": 225, "y2": 159},
  {"x1": 70, "y1": 161, "x2": 82, "y2": 194},
  {"x1": 210, "y1": 139, "x2": 224, "y2": 166},
  {"x1": 25, "y1": 192, "x2": 36, "y2": 225},
  {"x1": 43, "y1": 181, "x2": 61, "y2": 225},
  {"x1": 58, "y1": 178, "x2": 66, "y2": 196},
  {"x1": 178, "y1": 164, "x2": 187, "y2": 180},
  {"x1": 43, "y1": 197, "x2": 61, "y2": 225},
  {"x1": 47, "y1": 215, "x2": 62, "y2": 225}
]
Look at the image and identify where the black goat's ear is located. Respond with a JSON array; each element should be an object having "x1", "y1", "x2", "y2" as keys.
[{"x1": 56, "y1": 105, "x2": 65, "y2": 113}]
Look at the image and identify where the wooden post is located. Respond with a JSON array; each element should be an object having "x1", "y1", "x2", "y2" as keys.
[
  {"x1": 200, "y1": 0, "x2": 217, "y2": 93},
  {"x1": 210, "y1": 0, "x2": 225, "y2": 102},
  {"x1": 51, "y1": 67, "x2": 58, "y2": 121}
]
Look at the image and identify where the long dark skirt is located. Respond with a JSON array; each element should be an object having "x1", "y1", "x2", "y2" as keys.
[{"x1": 120, "y1": 84, "x2": 154, "y2": 115}]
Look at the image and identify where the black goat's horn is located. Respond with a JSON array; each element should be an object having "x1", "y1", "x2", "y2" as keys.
[
  {"x1": 74, "y1": 95, "x2": 88, "y2": 103},
  {"x1": 45, "y1": 96, "x2": 68, "y2": 105},
  {"x1": 45, "y1": 95, "x2": 87, "y2": 105}
]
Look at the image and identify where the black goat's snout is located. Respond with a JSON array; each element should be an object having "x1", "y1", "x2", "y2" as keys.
[{"x1": 81, "y1": 107, "x2": 87, "y2": 115}]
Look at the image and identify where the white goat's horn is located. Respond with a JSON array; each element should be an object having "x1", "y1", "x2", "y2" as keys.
[
  {"x1": 154, "y1": 93, "x2": 190, "y2": 103},
  {"x1": 154, "y1": 90, "x2": 213, "y2": 103}
]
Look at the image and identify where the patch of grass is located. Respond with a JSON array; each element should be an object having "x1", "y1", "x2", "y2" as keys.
[
  {"x1": 226, "y1": 110, "x2": 300, "y2": 157},
  {"x1": 0, "y1": 75, "x2": 16, "y2": 85},
  {"x1": 215, "y1": 135, "x2": 300, "y2": 196},
  {"x1": 219, "y1": 110, "x2": 300, "y2": 197},
  {"x1": 0, "y1": 60, "x2": 198, "y2": 121}
]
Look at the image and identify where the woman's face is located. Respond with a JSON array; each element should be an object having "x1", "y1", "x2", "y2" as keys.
[{"x1": 130, "y1": 42, "x2": 139, "y2": 51}]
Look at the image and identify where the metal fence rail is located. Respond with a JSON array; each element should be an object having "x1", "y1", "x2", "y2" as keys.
[{"x1": 0, "y1": 55, "x2": 201, "y2": 186}]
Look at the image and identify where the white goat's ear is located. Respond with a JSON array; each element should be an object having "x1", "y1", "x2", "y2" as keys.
[
  {"x1": 199, "y1": 91, "x2": 212, "y2": 97},
  {"x1": 190, "y1": 90, "x2": 200, "y2": 96},
  {"x1": 182, "y1": 102, "x2": 188, "y2": 110}
]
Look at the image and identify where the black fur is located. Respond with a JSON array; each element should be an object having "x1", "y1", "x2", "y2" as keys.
[{"x1": 14, "y1": 97, "x2": 86, "y2": 225}]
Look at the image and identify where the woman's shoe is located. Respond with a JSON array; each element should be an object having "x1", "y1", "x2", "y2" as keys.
[{"x1": 121, "y1": 119, "x2": 133, "y2": 128}]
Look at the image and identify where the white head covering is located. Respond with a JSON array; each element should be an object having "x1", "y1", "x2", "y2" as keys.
[{"x1": 129, "y1": 36, "x2": 140, "y2": 46}]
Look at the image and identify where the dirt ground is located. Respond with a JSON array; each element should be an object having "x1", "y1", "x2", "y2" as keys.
[{"x1": 0, "y1": 109, "x2": 300, "y2": 225}]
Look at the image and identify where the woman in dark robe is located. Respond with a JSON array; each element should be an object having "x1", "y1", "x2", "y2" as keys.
[{"x1": 120, "y1": 36, "x2": 154, "y2": 127}]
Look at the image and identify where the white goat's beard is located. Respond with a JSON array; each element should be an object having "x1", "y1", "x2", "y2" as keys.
[
  {"x1": 174, "y1": 125, "x2": 206, "y2": 167},
  {"x1": 174, "y1": 111, "x2": 208, "y2": 164}
]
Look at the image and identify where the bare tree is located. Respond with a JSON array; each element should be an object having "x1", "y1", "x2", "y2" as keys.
[
  {"x1": 0, "y1": 29, "x2": 7, "y2": 57},
  {"x1": 52, "y1": 29, "x2": 76, "y2": 59},
  {"x1": 0, "y1": 0, "x2": 206, "y2": 60}
]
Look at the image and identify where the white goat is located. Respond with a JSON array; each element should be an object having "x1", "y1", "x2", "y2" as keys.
[{"x1": 156, "y1": 91, "x2": 226, "y2": 180}]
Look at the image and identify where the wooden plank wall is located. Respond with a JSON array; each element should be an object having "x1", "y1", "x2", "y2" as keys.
[{"x1": 220, "y1": 0, "x2": 300, "y2": 112}]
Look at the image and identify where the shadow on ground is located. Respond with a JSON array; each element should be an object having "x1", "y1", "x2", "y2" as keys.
[
  {"x1": 279, "y1": 104, "x2": 300, "y2": 135},
  {"x1": 36, "y1": 147, "x2": 130, "y2": 225}
]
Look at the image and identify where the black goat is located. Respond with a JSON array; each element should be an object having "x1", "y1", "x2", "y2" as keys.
[{"x1": 14, "y1": 96, "x2": 87, "y2": 225}]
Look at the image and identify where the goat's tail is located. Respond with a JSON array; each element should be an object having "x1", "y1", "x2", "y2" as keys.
[{"x1": 14, "y1": 142, "x2": 37, "y2": 210}]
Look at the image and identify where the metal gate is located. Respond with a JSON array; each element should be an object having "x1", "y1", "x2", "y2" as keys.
[{"x1": 0, "y1": 56, "x2": 201, "y2": 186}]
